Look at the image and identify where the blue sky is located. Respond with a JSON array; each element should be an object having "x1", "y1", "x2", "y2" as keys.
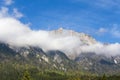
[{"x1": 1, "y1": 0, "x2": 120, "y2": 43}]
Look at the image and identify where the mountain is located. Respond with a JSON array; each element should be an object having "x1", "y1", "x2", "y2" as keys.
[
  {"x1": 76, "y1": 52, "x2": 120, "y2": 74},
  {"x1": 49, "y1": 28, "x2": 97, "y2": 59},
  {"x1": 0, "y1": 28, "x2": 120, "y2": 75},
  {"x1": 0, "y1": 42, "x2": 78, "y2": 71},
  {"x1": 50, "y1": 28, "x2": 97, "y2": 45}
]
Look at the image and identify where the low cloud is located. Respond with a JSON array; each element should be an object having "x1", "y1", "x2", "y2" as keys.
[
  {"x1": 79, "y1": 43, "x2": 120, "y2": 56},
  {"x1": 1, "y1": 17, "x2": 120, "y2": 58},
  {"x1": 0, "y1": 17, "x2": 82, "y2": 54},
  {"x1": 0, "y1": 5, "x2": 120, "y2": 59}
]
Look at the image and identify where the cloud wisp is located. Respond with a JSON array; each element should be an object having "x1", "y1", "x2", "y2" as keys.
[
  {"x1": 13, "y1": 8, "x2": 23, "y2": 19},
  {"x1": 73, "y1": 0, "x2": 120, "y2": 9},
  {"x1": 96, "y1": 25, "x2": 120, "y2": 38},
  {"x1": 4, "y1": 0, "x2": 13, "y2": 6}
]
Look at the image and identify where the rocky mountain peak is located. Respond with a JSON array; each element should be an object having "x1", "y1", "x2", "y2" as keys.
[{"x1": 50, "y1": 28, "x2": 97, "y2": 45}]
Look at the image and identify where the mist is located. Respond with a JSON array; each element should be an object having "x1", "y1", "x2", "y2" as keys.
[
  {"x1": 0, "y1": 8, "x2": 120, "y2": 58},
  {"x1": 79, "y1": 43, "x2": 120, "y2": 56},
  {"x1": 0, "y1": 17, "x2": 82, "y2": 52},
  {"x1": 0, "y1": 17, "x2": 120, "y2": 58}
]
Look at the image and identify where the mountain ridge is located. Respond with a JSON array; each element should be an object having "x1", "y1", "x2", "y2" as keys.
[{"x1": 0, "y1": 29, "x2": 120, "y2": 75}]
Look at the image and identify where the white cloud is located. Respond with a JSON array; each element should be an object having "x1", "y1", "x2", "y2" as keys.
[
  {"x1": 4, "y1": 0, "x2": 13, "y2": 6},
  {"x1": 80, "y1": 43, "x2": 120, "y2": 56},
  {"x1": 0, "y1": 7, "x2": 9, "y2": 18},
  {"x1": 0, "y1": 17, "x2": 84, "y2": 59},
  {"x1": 13, "y1": 8, "x2": 23, "y2": 18},
  {"x1": 95, "y1": 24, "x2": 120, "y2": 38},
  {"x1": 98, "y1": 28, "x2": 107, "y2": 33},
  {"x1": 110, "y1": 26, "x2": 120, "y2": 38},
  {"x1": 0, "y1": 7, "x2": 23, "y2": 19}
]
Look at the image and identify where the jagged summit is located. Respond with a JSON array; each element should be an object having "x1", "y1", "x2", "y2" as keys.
[
  {"x1": 50, "y1": 28, "x2": 97, "y2": 45},
  {"x1": 0, "y1": 28, "x2": 120, "y2": 75},
  {"x1": 0, "y1": 28, "x2": 98, "y2": 60}
]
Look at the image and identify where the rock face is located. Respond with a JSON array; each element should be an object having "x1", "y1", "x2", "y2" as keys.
[
  {"x1": 50, "y1": 28, "x2": 97, "y2": 45},
  {"x1": 0, "y1": 28, "x2": 120, "y2": 74},
  {"x1": 49, "y1": 28, "x2": 97, "y2": 59}
]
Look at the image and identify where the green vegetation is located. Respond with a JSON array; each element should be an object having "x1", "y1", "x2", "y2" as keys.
[
  {"x1": 0, "y1": 63, "x2": 120, "y2": 80},
  {"x1": 21, "y1": 70, "x2": 32, "y2": 80}
]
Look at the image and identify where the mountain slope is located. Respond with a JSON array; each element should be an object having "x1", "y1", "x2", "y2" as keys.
[
  {"x1": 0, "y1": 29, "x2": 120, "y2": 75},
  {"x1": 0, "y1": 42, "x2": 78, "y2": 71}
]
